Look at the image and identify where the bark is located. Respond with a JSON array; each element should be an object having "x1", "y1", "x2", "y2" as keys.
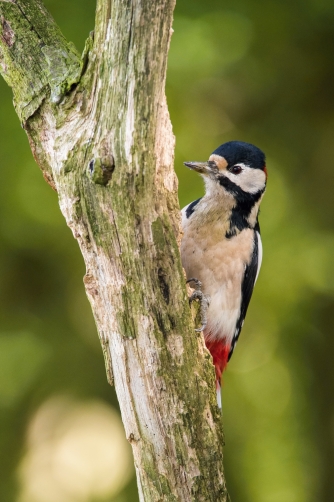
[{"x1": 0, "y1": 1, "x2": 229, "y2": 500}]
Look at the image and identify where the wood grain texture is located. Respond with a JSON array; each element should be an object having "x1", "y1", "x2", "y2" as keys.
[{"x1": 0, "y1": 1, "x2": 229, "y2": 500}]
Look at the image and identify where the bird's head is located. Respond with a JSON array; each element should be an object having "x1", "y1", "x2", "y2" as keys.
[{"x1": 184, "y1": 141, "x2": 267, "y2": 197}]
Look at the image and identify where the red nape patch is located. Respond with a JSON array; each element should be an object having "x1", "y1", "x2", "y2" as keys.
[
  {"x1": 263, "y1": 165, "x2": 268, "y2": 177},
  {"x1": 205, "y1": 339, "x2": 230, "y2": 387}
]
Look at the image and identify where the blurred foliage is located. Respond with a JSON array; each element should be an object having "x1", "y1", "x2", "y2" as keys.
[{"x1": 0, "y1": 0, "x2": 334, "y2": 500}]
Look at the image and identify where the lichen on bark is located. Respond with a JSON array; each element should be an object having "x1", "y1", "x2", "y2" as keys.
[
  {"x1": 0, "y1": 0, "x2": 230, "y2": 500},
  {"x1": 0, "y1": 0, "x2": 82, "y2": 121}
]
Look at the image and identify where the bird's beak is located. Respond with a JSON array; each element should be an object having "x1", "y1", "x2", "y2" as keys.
[{"x1": 183, "y1": 161, "x2": 214, "y2": 175}]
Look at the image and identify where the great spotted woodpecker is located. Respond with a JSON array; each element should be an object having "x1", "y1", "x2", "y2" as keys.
[{"x1": 181, "y1": 141, "x2": 267, "y2": 408}]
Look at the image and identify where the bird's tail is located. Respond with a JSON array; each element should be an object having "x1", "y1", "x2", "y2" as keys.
[
  {"x1": 216, "y1": 381, "x2": 222, "y2": 409},
  {"x1": 204, "y1": 338, "x2": 230, "y2": 409}
]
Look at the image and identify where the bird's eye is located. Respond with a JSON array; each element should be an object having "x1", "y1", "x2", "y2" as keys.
[{"x1": 230, "y1": 165, "x2": 242, "y2": 175}]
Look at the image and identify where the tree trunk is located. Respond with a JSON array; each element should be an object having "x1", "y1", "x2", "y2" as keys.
[{"x1": 0, "y1": 1, "x2": 229, "y2": 500}]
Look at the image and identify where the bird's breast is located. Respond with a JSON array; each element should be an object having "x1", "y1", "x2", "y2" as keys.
[
  {"x1": 181, "y1": 218, "x2": 254, "y2": 282},
  {"x1": 181, "y1": 221, "x2": 255, "y2": 342}
]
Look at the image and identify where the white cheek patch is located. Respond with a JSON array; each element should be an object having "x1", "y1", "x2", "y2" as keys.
[{"x1": 225, "y1": 164, "x2": 266, "y2": 193}]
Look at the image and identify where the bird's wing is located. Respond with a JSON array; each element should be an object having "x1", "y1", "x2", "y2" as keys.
[
  {"x1": 228, "y1": 229, "x2": 261, "y2": 361},
  {"x1": 181, "y1": 198, "x2": 202, "y2": 227},
  {"x1": 254, "y1": 226, "x2": 262, "y2": 282}
]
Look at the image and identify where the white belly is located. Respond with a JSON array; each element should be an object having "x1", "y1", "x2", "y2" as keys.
[{"x1": 181, "y1": 222, "x2": 255, "y2": 345}]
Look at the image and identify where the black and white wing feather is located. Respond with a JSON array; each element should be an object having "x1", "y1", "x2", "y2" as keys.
[{"x1": 228, "y1": 229, "x2": 262, "y2": 360}]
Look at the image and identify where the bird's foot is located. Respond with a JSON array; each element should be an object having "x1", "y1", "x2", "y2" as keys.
[{"x1": 186, "y1": 278, "x2": 210, "y2": 332}]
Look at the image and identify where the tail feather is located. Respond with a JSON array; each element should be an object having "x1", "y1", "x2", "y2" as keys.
[{"x1": 216, "y1": 381, "x2": 222, "y2": 409}]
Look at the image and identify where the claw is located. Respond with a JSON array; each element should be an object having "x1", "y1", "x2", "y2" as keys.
[
  {"x1": 187, "y1": 278, "x2": 210, "y2": 332},
  {"x1": 187, "y1": 278, "x2": 202, "y2": 289}
]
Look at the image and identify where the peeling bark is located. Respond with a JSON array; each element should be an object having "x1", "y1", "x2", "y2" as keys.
[{"x1": 0, "y1": 1, "x2": 229, "y2": 500}]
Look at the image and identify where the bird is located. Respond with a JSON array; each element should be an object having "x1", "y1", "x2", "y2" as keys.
[{"x1": 180, "y1": 140, "x2": 267, "y2": 408}]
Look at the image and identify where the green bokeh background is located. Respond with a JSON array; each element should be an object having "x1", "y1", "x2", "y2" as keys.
[{"x1": 1, "y1": 0, "x2": 334, "y2": 501}]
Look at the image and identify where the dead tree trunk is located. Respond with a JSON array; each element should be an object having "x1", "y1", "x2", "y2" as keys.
[{"x1": 0, "y1": 1, "x2": 229, "y2": 500}]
